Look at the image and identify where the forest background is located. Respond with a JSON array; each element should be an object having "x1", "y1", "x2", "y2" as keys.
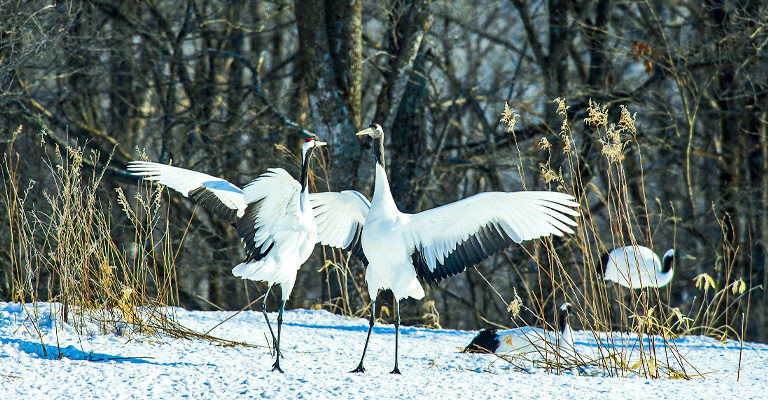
[{"x1": 1, "y1": 0, "x2": 766, "y2": 343}]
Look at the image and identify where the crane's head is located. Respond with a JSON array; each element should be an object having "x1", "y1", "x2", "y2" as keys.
[
  {"x1": 661, "y1": 248, "x2": 694, "y2": 274},
  {"x1": 303, "y1": 137, "x2": 327, "y2": 151},
  {"x1": 663, "y1": 248, "x2": 695, "y2": 262},
  {"x1": 355, "y1": 123, "x2": 384, "y2": 139}
]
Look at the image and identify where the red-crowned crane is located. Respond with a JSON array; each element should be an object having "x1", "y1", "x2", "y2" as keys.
[
  {"x1": 463, "y1": 303, "x2": 574, "y2": 356},
  {"x1": 601, "y1": 246, "x2": 694, "y2": 289},
  {"x1": 128, "y1": 138, "x2": 370, "y2": 372},
  {"x1": 345, "y1": 123, "x2": 580, "y2": 374}
]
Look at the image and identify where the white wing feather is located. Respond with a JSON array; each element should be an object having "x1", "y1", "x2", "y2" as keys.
[
  {"x1": 310, "y1": 190, "x2": 370, "y2": 249},
  {"x1": 127, "y1": 161, "x2": 245, "y2": 220},
  {"x1": 237, "y1": 168, "x2": 303, "y2": 259},
  {"x1": 403, "y1": 191, "x2": 579, "y2": 280}
]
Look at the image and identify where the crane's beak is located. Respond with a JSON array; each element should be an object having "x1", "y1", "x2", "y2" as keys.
[
  {"x1": 355, "y1": 127, "x2": 375, "y2": 137},
  {"x1": 315, "y1": 140, "x2": 327, "y2": 147},
  {"x1": 678, "y1": 253, "x2": 695, "y2": 260}
]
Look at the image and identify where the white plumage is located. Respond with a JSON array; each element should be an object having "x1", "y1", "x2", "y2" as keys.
[
  {"x1": 128, "y1": 161, "x2": 246, "y2": 223},
  {"x1": 601, "y1": 246, "x2": 693, "y2": 289},
  {"x1": 231, "y1": 168, "x2": 315, "y2": 300},
  {"x1": 464, "y1": 303, "x2": 574, "y2": 357},
  {"x1": 310, "y1": 190, "x2": 370, "y2": 264},
  {"x1": 128, "y1": 138, "x2": 370, "y2": 372},
  {"x1": 346, "y1": 123, "x2": 580, "y2": 374}
]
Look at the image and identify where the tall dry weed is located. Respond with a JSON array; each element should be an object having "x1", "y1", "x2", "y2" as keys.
[
  {"x1": 485, "y1": 99, "x2": 755, "y2": 378},
  {"x1": 1, "y1": 128, "x2": 218, "y2": 352}
]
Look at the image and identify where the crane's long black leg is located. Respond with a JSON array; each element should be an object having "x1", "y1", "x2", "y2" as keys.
[
  {"x1": 390, "y1": 298, "x2": 401, "y2": 374},
  {"x1": 351, "y1": 298, "x2": 376, "y2": 373},
  {"x1": 261, "y1": 286, "x2": 278, "y2": 352},
  {"x1": 272, "y1": 300, "x2": 285, "y2": 373}
]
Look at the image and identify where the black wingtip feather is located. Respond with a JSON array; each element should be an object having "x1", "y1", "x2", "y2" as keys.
[
  {"x1": 235, "y1": 199, "x2": 274, "y2": 263},
  {"x1": 412, "y1": 221, "x2": 518, "y2": 285},
  {"x1": 188, "y1": 186, "x2": 240, "y2": 223},
  {"x1": 412, "y1": 250, "x2": 439, "y2": 287},
  {"x1": 467, "y1": 235, "x2": 484, "y2": 265},
  {"x1": 345, "y1": 224, "x2": 369, "y2": 267}
]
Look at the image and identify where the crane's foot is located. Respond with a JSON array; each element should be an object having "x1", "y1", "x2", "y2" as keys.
[
  {"x1": 390, "y1": 366, "x2": 401, "y2": 375},
  {"x1": 271, "y1": 362, "x2": 284, "y2": 373},
  {"x1": 350, "y1": 364, "x2": 366, "y2": 373}
]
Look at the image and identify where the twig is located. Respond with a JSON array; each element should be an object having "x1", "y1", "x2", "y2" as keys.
[
  {"x1": 196, "y1": 295, "x2": 225, "y2": 312},
  {"x1": 204, "y1": 297, "x2": 262, "y2": 336},
  {"x1": 738, "y1": 312, "x2": 744, "y2": 381}
]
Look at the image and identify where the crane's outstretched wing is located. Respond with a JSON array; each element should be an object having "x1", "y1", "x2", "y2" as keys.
[
  {"x1": 127, "y1": 161, "x2": 245, "y2": 223},
  {"x1": 310, "y1": 190, "x2": 370, "y2": 266},
  {"x1": 403, "y1": 191, "x2": 579, "y2": 285},
  {"x1": 236, "y1": 168, "x2": 303, "y2": 263}
]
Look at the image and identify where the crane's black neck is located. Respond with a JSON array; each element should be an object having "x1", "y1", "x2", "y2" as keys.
[
  {"x1": 599, "y1": 252, "x2": 610, "y2": 276},
  {"x1": 373, "y1": 135, "x2": 385, "y2": 169},
  {"x1": 300, "y1": 147, "x2": 315, "y2": 192},
  {"x1": 661, "y1": 252, "x2": 675, "y2": 274},
  {"x1": 558, "y1": 308, "x2": 569, "y2": 334}
]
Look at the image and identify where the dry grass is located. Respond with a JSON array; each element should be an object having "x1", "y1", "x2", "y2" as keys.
[
  {"x1": 484, "y1": 99, "x2": 756, "y2": 379},
  {"x1": 303, "y1": 144, "x2": 371, "y2": 318},
  {"x1": 2, "y1": 128, "x2": 258, "y2": 356}
]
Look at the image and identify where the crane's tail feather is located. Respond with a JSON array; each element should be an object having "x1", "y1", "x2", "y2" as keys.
[{"x1": 232, "y1": 260, "x2": 279, "y2": 283}]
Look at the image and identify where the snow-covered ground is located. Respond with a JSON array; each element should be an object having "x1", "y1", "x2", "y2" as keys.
[{"x1": 1, "y1": 301, "x2": 765, "y2": 399}]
